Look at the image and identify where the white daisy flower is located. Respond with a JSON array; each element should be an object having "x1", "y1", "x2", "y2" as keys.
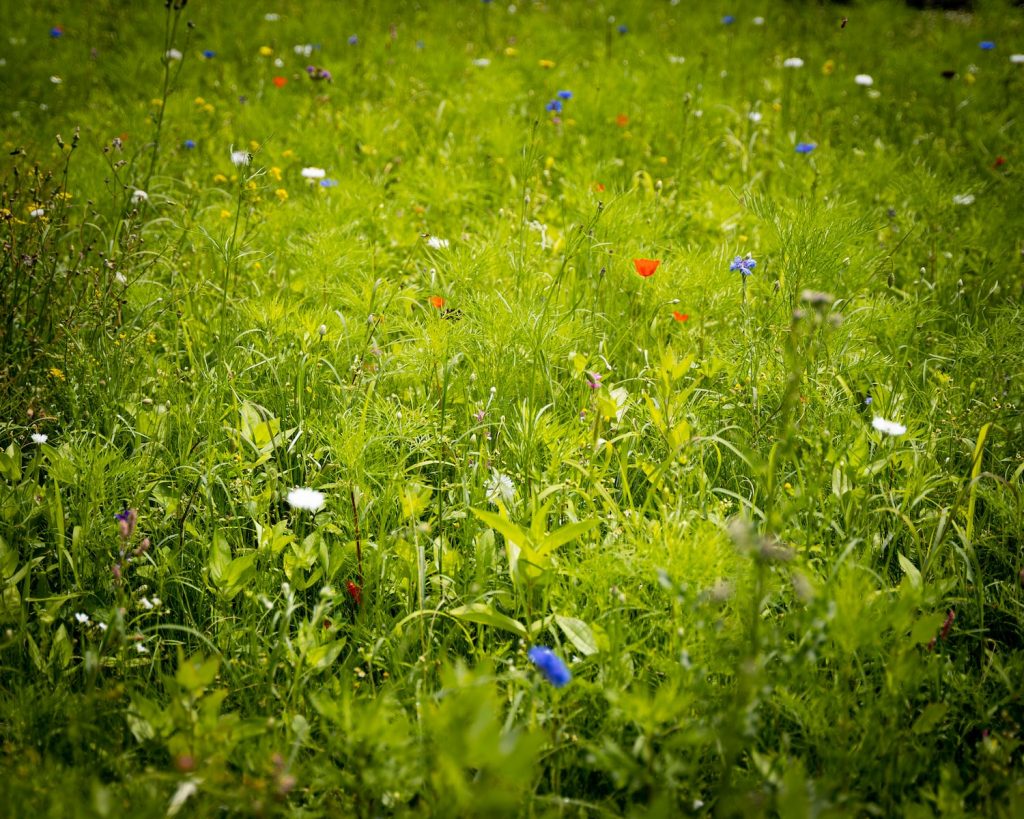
[
  {"x1": 31, "y1": 433, "x2": 47, "y2": 444},
  {"x1": 287, "y1": 487, "x2": 326, "y2": 512},
  {"x1": 952, "y1": 193, "x2": 975, "y2": 206},
  {"x1": 485, "y1": 470, "x2": 516, "y2": 506},
  {"x1": 783, "y1": 57, "x2": 804, "y2": 69},
  {"x1": 294, "y1": 43, "x2": 314, "y2": 57},
  {"x1": 668, "y1": 55, "x2": 686, "y2": 65},
  {"x1": 872, "y1": 417, "x2": 907, "y2": 436},
  {"x1": 748, "y1": 111, "x2": 762, "y2": 123},
  {"x1": 230, "y1": 150, "x2": 250, "y2": 166},
  {"x1": 1009, "y1": 54, "x2": 1024, "y2": 64},
  {"x1": 752, "y1": 16, "x2": 765, "y2": 25},
  {"x1": 301, "y1": 166, "x2": 326, "y2": 179},
  {"x1": 854, "y1": 74, "x2": 874, "y2": 86},
  {"x1": 165, "y1": 48, "x2": 183, "y2": 61},
  {"x1": 131, "y1": 189, "x2": 148, "y2": 203},
  {"x1": 29, "y1": 208, "x2": 44, "y2": 218},
  {"x1": 472, "y1": 58, "x2": 491, "y2": 68},
  {"x1": 426, "y1": 236, "x2": 450, "y2": 250},
  {"x1": 74, "y1": 612, "x2": 90, "y2": 624},
  {"x1": 50, "y1": 75, "x2": 63, "y2": 84},
  {"x1": 264, "y1": 12, "x2": 280, "y2": 21}
]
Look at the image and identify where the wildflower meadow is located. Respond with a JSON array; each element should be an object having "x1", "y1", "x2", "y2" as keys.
[{"x1": 2, "y1": 1, "x2": 1024, "y2": 816}]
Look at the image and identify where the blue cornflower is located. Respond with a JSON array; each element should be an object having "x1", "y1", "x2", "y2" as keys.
[
  {"x1": 50, "y1": 26, "x2": 63, "y2": 38},
  {"x1": 795, "y1": 142, "x2": 816, "y2": 154},
  {"x1": 320, "y1": 178, "x2": 339, "y2": 187},
  {"x1": 183, "y1": 139, "x2": 196, "y2": 149},
  {"x1": 546, "y1": 99, "x2": 563, "y2": 113},
  {"x1": 528, "y1": 646, "x2": 572, "y2": 688},
  {"x1": 979, "y1": 41, "x2": 995, "y2": 50},
  {"x1": 203, "y1": 49, "x2": 216, "y2": 59},
  {"x1": 348, "y1": 35, "x2": 359, "y2": 46},
  {"x1": 864, "y1": 396, "x2": 873, "y2": 406},
  {"x1": 557, "y1": 90, "x2": 573, "y2": 100},
  {"x1": 730, "y1": 254, "x2": 757, "y2": 276},
  {"x1": 618, "y1": 24, "x2": 629, "y2": 35},
  {"x1": 722, "y1": 15, "x2": 736, "y2": 25}
]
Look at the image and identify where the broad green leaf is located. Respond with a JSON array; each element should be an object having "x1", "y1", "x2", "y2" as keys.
[
  {"x1": 217, "y1": 552, "x2": 256, "y2": 599},
  {"x1": 897, "y1": 553, "x2": 922, "y2": 589},
  {"x1": 307, "y1": 638, "x2": 347, "y2": 669},
  {"x1": 450, "y1": 603, "x2": 527, "y2": 637},
  {"x1": 555, "y1": 614, "x2": 603, "y2": 656},
  {"x1": 539, "y1": 519, "x2": 601, "y2": 556},
  {"x1": 912, "y1": 702, "x2": 949, "y2": 734},
  {"x1": 49, "y1": 623, "x2": 72, "y2": 670},
  {"x1": 471, "y1": 507, "x2": 531, "y2": 550},
  {"x1": 175, "y1": 650, "x2": 220, "y2": 692},
  {"x1": 909, "y1": 612, "x2": 946, "y2": 646}
]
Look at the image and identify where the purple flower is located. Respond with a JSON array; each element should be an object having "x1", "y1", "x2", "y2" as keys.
[
  {"x1": 795, "y1": 142, "x2": 816, "y2": 154},
  {"x1": 722, "y1": 15, "x2": 736, "y2": 25},
  {"x1": 730, "y1": 254, "x2": 757, "y2": 276},
  {"x1": 528, "y1": 646, "x2": 571, "y2": 688},
  {"x1": 587, "y1": 371, "x2": 603, "y2": 390},
  {"x1": 320, "y1": 178, "x2": 339, "y2": 187},
  {"x1": 183, "y1": 139, "x2": 196, "y2": 149},
  {"x1": 617, "y1": 24, "x2": 629, "y2": 35},
  {"x1": 306, "y1": 65, "x2": 332, "y2": 82},
  {"x1": 474, "y1": 409, "x2": 486, "y2": 422},
  {"x1": 545, "y1": 99, "x2": 563, "y2": 113},
  {"x1": 348, "y1": 35, "x2": 359, "y2": 46}
]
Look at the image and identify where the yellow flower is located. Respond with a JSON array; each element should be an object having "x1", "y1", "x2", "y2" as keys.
[
  {"x1": 0, "y1": 207, "x2": 12, "y2": 221},
  {"x1": 965, "y1": 73, "x2": 976, "y2": 85},
  {"x1": 146, "y1": 332, "x2": 157, "y2": 344},
  {"x1": 822, "y1": 60, "x2": 835, "y2": 76},
  {"x1": 504, "y1": 47, "x2": 518, "y2": 57},
  {"x1": 275, "y1": 188, "x2": 288, "y2": 201},
  {"x1": 538, "y1": 59, "x2": 556, "y2": 69},
  {"x1": 544, "y1": 156, "x2": 555, "y2": 170},
  {"x1": 249, "y1": 139, "x2": 260, "y2": 151},
  {"x1": 259, "y1": 46, "x2": 273, "y2": 57},
  {"x1": 203, "y1": 103, "x2": 215, "y2": 114},
  {"x1": 56, "y1": 191, "x2": 72, "y2": 201},
  {"x1": 772, "y1": 101, "x2": 782, "y2": 112},
  {"x1": 194, "y1": 96, "x2": 206, "y2": 106},
  {"x1": 49, "y1": 367, "x2": 66, "y2": 381},
  {"x1": 269, "y1": 166, "x2": 282, "y2": 181},
  {"x1": 246, "y1": 180, "x2": 258, "y2": 191},
  {"x1": 213, "y1": 173, "x2": 228, "y2": 184},
  {"x1": 282, "y1": 149, "x2": 295, "y2": 159},
  {"x1": 150, "y1": 98, "x2": 163, "y2": 107},
  {"x1": 220, "y1": 209, "x2": 232, "y2": 219}
]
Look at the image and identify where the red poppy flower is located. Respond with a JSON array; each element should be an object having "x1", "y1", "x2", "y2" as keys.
[
  {"x1": 633, "y1": 258, "x2": 660, "y2": 277},
  {"x1": 616, "y1": 114, "x2": 629, "y2": 127},
  {"x1": 429, "y1": 295, "x2": 445, "y2": 308},
  {"x1": 994, "y1": 155, "x2": 1006, "y2": 167},
  {"x1": 273, "y1": 76, "x2": 287, "y2": 88},
  {"x1": 672, "y1": 311, "x2": 689, "y2": 322},
  {"x1": 593, "y1": 182, "x2": 606, "y2": 192},
  {"x1": 345, "y1": 580, "x2": 362, "y2": 606}
]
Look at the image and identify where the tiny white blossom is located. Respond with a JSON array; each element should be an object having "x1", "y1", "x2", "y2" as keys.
[
  {"x1": 31, "y1": 433, "x2": 47, "y2": 444},
  {"x1": 1010, "y1": 54, "x2": 1024, "y2": 64},
  {"x1": 287, "y1": 487, "x2": 326, "y2": 512},
  {"x1": 472, "y1": 58, "x2": 491, "y2": 67},
  {"x1": 301, "y1": 166, "x2": 326, "y2": 179},
  {"x1": 752, "y1": 16, "x2": 765, "y2": 25},
  {"x1": 668, "y1": 55, "x2": 686, "y2": 65},
  {"x1": 74, "y1": 612, "x2": 90, "y2": 624},
  {"x1": 264, "y1": 12, "x2": 280, "y2": 21},
  {"x1": 131, "y1": 189, "x2": 148, "y2": 203},
  {"x1": 29, "y1": 208, "x2": 44, "y2": 218},
  {"x1": 230, "y1": 149, "x2": 250, "y2": 167},
  {"x1": 783, "y1": 57, "x2": 804, "y2": 69},
  {"x1": 139, "y1": 597, "x2": 155, "y2": 610},
  {"x1": 485, "y1": 470, "x2": 516, "y2": 506},
  {"x1": 294, "y1": 43, "x2": 314, "y2": 57},
  {"x1": 748, "y1": 111, "x2": 762, "y2": 123},
  {"x1": 135, "y1": 642, "x2": 149, "y2": 654},
  {"x1": 426, "y1": 236, "x2": 450, "y2": 250},
  {"x1": 165, "y1": 48, "x2": 183, "y2": 61},
  {"x1": 872, "y1": 417, "x2": 907, "y2": 436},
  {"x1": 50, "y1": 75, "x2": 63, "y2": 84},
  {"x1": 97, "y1": 622, "x2": 108, "y2": 631},
  {"x1": 854, "y1": 74, "x2": 874, "y2": 86},
  {"x1": 115, "y1": 272, "x2": 128, "y2": 285},
  {"x1": 952, "y1": 193, "x2": 975, "y2": 206}
]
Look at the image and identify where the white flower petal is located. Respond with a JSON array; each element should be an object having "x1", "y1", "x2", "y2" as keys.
[{"x1": 287, "y1": 487, "x2": 326, "y2": 512}]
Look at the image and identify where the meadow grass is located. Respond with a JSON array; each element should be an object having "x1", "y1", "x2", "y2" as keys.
[{"x1": 1, "y1": 0, "x2": 1023, "y2": 816}]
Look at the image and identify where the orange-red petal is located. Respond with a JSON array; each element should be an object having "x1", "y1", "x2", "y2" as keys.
[
  {"x1": 429, "y1": 295, "x2": 445, "y2": 308},
  {"x1": 633, "y1": 258, "x2": 660, "y2": 277},
  {"x1": 273, "y1": 76, "x2": 287, "y2": 88},
  {"x1": 672, "y1": 311, "x2": 689, "y2": 322}
]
